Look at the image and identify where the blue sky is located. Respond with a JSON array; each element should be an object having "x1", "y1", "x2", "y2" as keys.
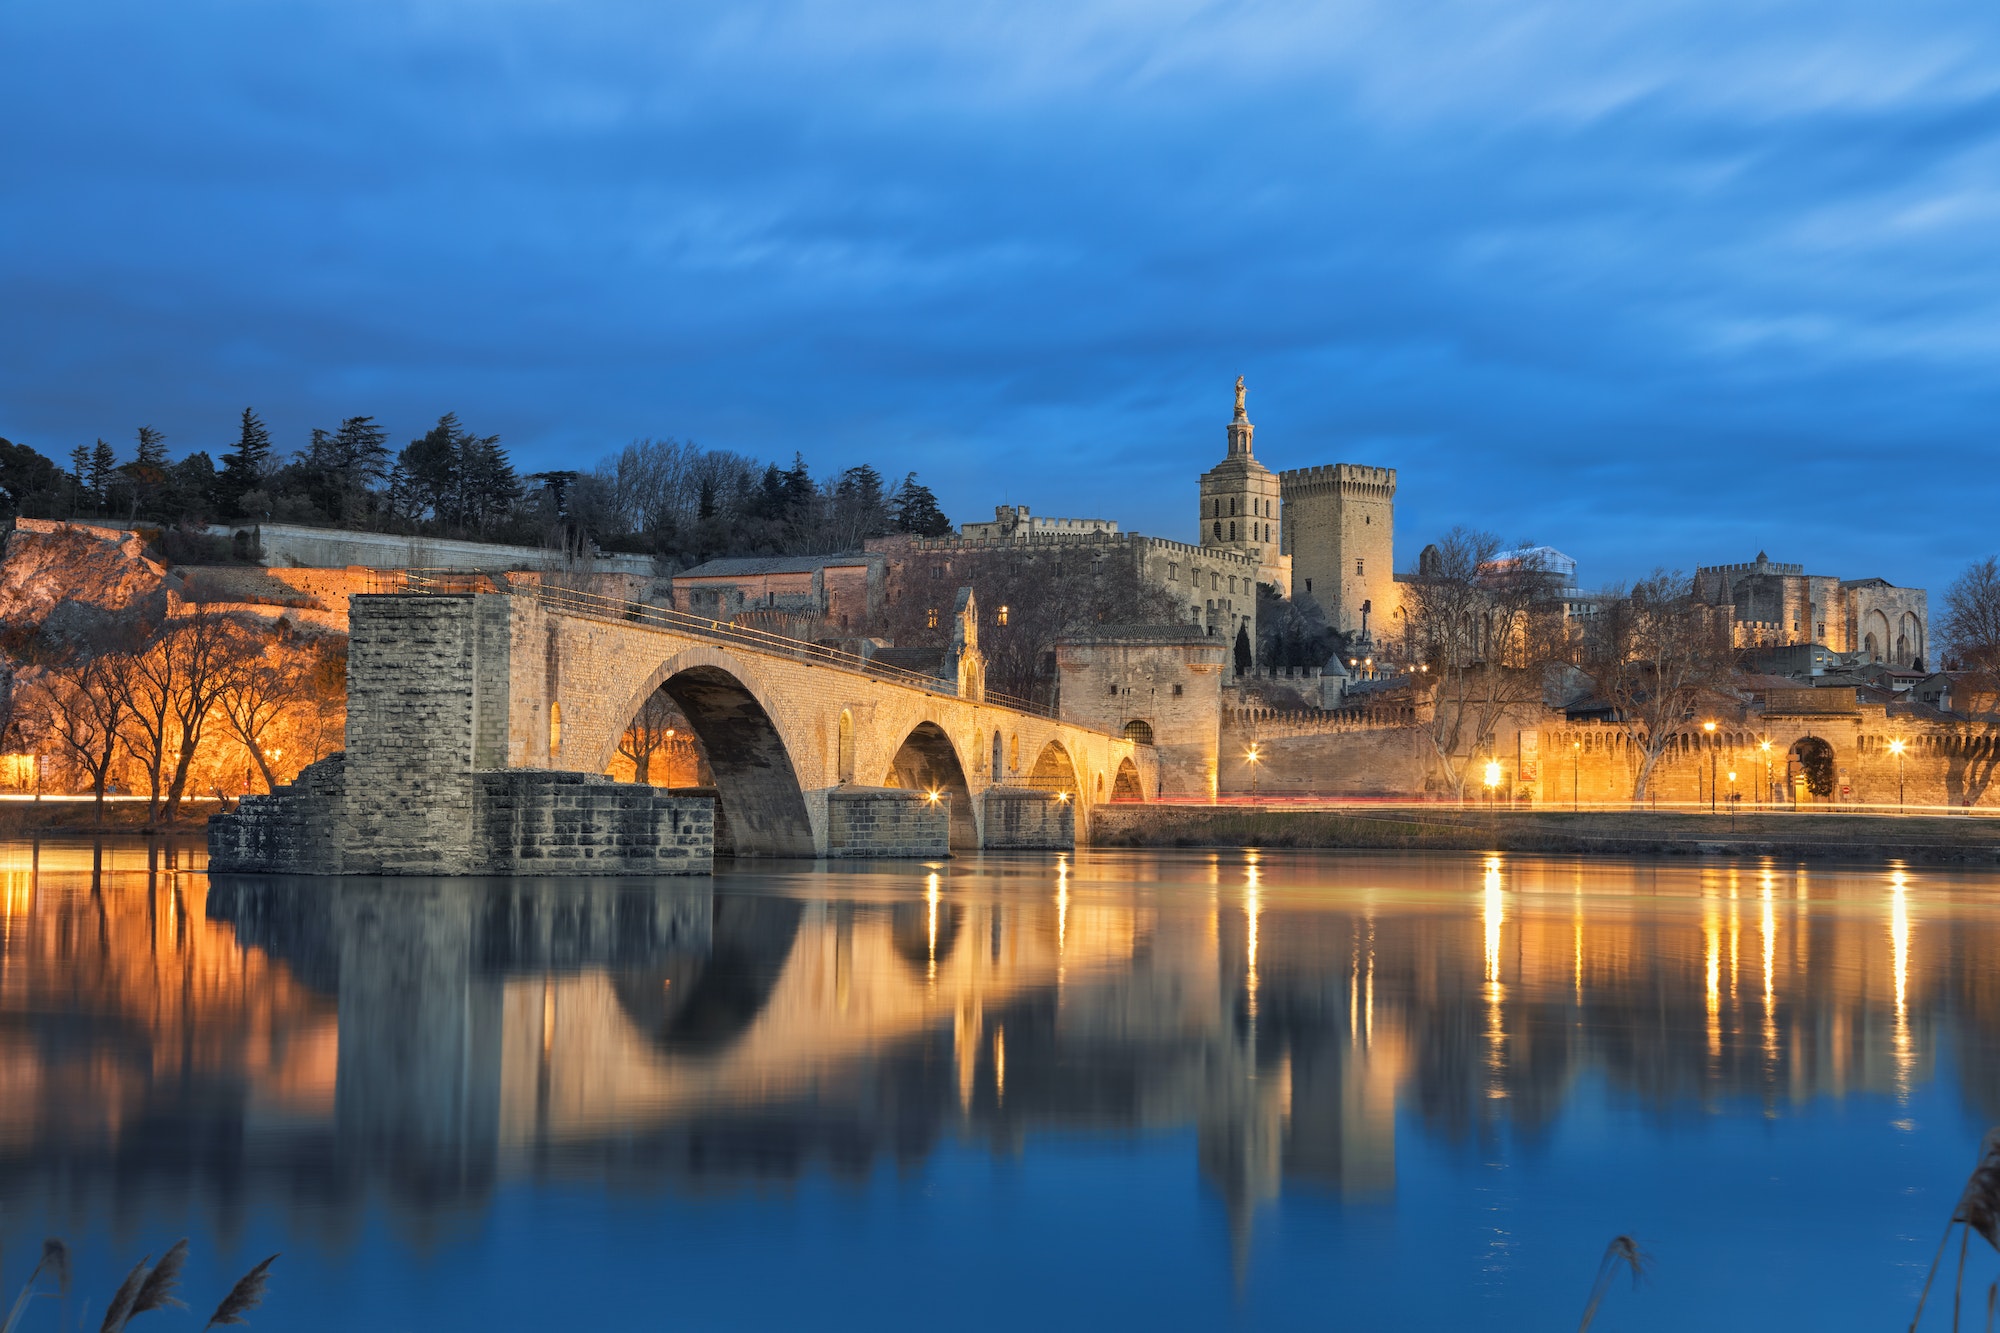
[{"x1": 4, "y1": 0, "x2": 1997, "y2": 594}]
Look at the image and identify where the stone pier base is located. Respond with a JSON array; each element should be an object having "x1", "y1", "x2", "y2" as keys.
[
  {"x1": 981, "y1": 787, "x2": 1077, "y2": 850},
  {"x1": 823, "y1": 786, "x2": 950, "y2": 857},
  {"x1": 209, "y1": 754, "x2": 714, "y2": 875}
]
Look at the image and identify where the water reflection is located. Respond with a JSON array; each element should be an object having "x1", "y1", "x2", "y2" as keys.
[{"x1": 2, "y1": 842, "x2": 1998, "y2": 1268}]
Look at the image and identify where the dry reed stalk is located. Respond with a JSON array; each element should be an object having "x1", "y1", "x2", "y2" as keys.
[
  {"x1": 97, "y1": 1256, "x2": 151, "y2": 1333},
  {"x1": 202, "y1": 1254, "x2": 278, "y2": 1329},
  {"x1": 1912, "y1": 1129, "x2": 2000, "y2": 1331},
  {"x1": 1, "y1": 1239, "x2": 72, "y2": 1333},
  {"x1": 1577, "y1": 1234, "x2": 1648, "y2": 1332},
  {"x1": 127, "y1": 1239, "x2": 189, "y2": 1319}
]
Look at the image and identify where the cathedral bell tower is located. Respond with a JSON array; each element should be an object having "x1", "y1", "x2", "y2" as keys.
[{"x1": 1198, "y1": 377, "x2": 1290, "y2": 595}]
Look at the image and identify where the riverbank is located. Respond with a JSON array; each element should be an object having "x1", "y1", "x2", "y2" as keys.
[
  {"x1": 1090, "y1": 804, "x2": 2000, "y2": 864},
  {"x1": 0, "y1": 798, "x2": 226, "y2": 834}
]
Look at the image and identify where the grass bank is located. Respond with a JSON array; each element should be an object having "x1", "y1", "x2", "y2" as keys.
[
  {"x1": 0, "y1": 799, "x2": 226, "y2": 835},
  {"x1": 1090, "y1": 805, "x2": 2000, "y2": 864}
]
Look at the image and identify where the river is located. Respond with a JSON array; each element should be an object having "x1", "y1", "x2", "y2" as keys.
[{"x1": 1, "y1": 840, "x2": 1995, "y2": 1329}]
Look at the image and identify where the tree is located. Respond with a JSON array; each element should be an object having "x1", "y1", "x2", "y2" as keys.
[
  {"x1": 134, "y1": 425, "x2": 167, "y2": 469},
  {"x1": 305, "y1": 415, "x2": 391, "y2": 525},
  {"x1": 87, "y1": 440, "x2": 117, "y2": 512},
  {"x1": 220, "y1": 409, "x2": 273, "y2": 513},
  {"x1": 218, "y1": 638, "x2": 302, "y2": 792},
  {"x1": 123, "y1": 426, "x2": 170, "y2": 520},
  {"x1": 891, "y1": 473, "x2": 951, "y2": 537},
  {"x1": 395, "y1": 413, "x2": 518, "y2": 536},
  {"x1": 1942, "y1": 557, "x2": 2000, "y2": 673},
  {"x1": 1401, "y1": 529, "x2": 1571, "y2": 800},
  {"x1": 1233, "y1": 623, "x2": 1253, "y2": 676},
  {"x1": 615, "y1": 690, "x2": 680, "y2": 785},
  {"x1": 1581, "y1": 570, "x2": 1738, "y2": 803},
  {"x1": 0, "y1": 438, "x2": 64, "y2": 518},
  {"x1": 29, "y1": 650, "x2": 134, "y2": 816}
]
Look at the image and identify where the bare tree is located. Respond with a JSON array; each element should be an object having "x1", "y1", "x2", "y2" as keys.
[
  {"x1": 218, "y1": 638, "x2": 302, "y2": 793},
  {"x1": 28, "y1": 650, "x2": 134, "y2": 816},
  {"x1": 1942, "y1": 556, "x2": 2000, "y2": 673},
  {"x1": 1401, "y1": 529, "x2": 1569, "y2": 799},
  {"x1": 119, "y1": 629, "x2": 179, "y2": 821},
  {"x1": 160, "y1": 607, "x2": 245, "y2": 819},
  {"x1": 1582, "y1": 570, "x2": 1738, "y2": 803},
  {"x1": 615, "y1": 690, "x2": 680, "y2": 784}
]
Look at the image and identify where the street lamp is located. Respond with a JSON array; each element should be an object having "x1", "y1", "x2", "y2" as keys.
[
  {"x1": 1889, "y1": 738, "x2": 1907, "y2": 813},
  {"x1": 1247, "y1": 744, "x2": 1262, "y2": 799},
  {"x1": 1483, "y1": 758, "x2": 1503, "y2": 807},
  {"x1": 1727, "y1": 770, "x2": 1738, "y2": 830},
  {"x1": 1759, "y1": 739, "x2": 1773, "y2": 808},
  {"x1": 1703, "y1": 720, "x2": 1718, "y2": 813},
  {"x1": 1572, "y1": 739, "x2": 1582, "y2": 812}
]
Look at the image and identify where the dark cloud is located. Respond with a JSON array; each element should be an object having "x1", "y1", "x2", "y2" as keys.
[{"x1": 4, "y1": 0, "x2": 1998, "y2": 593}]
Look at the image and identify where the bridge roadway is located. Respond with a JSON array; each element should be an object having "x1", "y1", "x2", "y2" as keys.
[{"x1": 359, "y1": 583, "x2": 1154, "y2": 858}]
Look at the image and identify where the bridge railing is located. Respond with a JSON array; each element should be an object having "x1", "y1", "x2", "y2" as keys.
[{"x1": 398, "y1": 570, "x2": 1060, "y2": 719}]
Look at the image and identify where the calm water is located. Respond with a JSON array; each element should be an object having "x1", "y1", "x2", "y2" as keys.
[{"x1": 4, "y1": 841, "x2": 2000, "y2": 1329}]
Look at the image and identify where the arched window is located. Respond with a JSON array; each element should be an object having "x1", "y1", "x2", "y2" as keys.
[
  {"x1": 992, "y1": 731, "x2": 1004, "y2": 777},
  {"x1": 1229, "y1": 522, "x2": 1236, "y2": 541},
  {"x1": 1213, "y1": 521, "x2": 1222, "y2": 540},
  {"x1": 838, "y1": 710, "x2": 855, "y2": 783},
  {"x1": 548, "y1": 702, "x2": 562, "y2": 757},
  {"x1": 1122, "y1": 719, "x2": 1155, "y2": 745}
]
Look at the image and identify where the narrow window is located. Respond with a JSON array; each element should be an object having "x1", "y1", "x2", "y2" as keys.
[
  {"x1": 1356, "y1": 559, "x2": 1365, "y2": 576},
  {"x1": 1173, "y1": 683, "x2": 1184, "y2": 697},
  {"x1": 548, "y1": 702, "x2": 562, "y2": 757},
  {"x1": 927, "y1": 607, "x2": 940, "y2": 629},
  {"x1": 1107, "y1": 683, "x2": 1119, "y2": 697}
]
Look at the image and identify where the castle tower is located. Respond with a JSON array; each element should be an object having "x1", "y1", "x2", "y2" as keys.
[
  {"x1": 1279, "y1": 463, "x2": 1397, "y2": 647},
  {"x1": 1198, "y1": 378, "x2": 1290, "y2": 595}
]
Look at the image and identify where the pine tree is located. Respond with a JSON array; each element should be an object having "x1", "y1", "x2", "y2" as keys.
[
  {"x1": 221, "y1": 408, "x2": 272, "y2": 511},
  {"x1": 1234, "y1": 623, "x2": 1254, "y2": 676},
  {"x1": 134, "y1": 425, "x2": 167, "y2": 469},
  {"x1": 88, "y1": 440, "x2": 117, "y2": 511},
  {"x1": 891, "y1": 472, "x2": 951, "y2": 537},
  {"x1": 305, "y1": 415, "x2": 391, "y2": 524},
  {"x1": 68, "y1": 445, "x2": 89, "y2": 492}
]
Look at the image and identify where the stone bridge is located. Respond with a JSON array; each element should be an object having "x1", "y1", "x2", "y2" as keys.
[{"x1": 303, "y1": 585, "x2": 1155, "y2": 870}]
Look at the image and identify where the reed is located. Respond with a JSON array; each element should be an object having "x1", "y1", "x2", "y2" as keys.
[
  {"x1": 1, "y1": 1240, "x2": 71, "y2": 1333},
  {"x1": 1912, "y1": 1128, "x2": 2000, "y2": 1331},
  {"x1": 202, "y1": 1256, "x2": 279, "y2": 1330},
  {"x1": 1577, "y1": 1234, "x2": 1648, "y2": 1331}
]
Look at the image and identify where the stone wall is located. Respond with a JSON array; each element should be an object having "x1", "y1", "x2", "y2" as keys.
[
  {"x1": 981, "y1": 788, "x2": 1076, "y2": 849},
  {"x1": 1055, "y1": 630, "x2": 1227, "y2": 798},
  {"x1": 205, "y1": 521, "x2": 656, "y2": 577},
  {"x1": 474, "y1": 771, "x2": 712, "y2": 872},
  {"x1": 824, "y1": 787, "x2": 950, "y2": 857},
  {"x1": 207, "y1": 755, "x2": 349, "y2": 873},
  {"x1": 1217, "y1": 720, "x2": 1429, "y2": 796}
]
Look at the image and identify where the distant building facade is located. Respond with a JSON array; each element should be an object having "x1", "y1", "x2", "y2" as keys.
[
  {"x1": 960, "y1": 506, "x2": 1119, "y2": 540},
  {"x1": 1695, "y1": 551, "x2": 1928, "y2": 668},
  {"x1": 672, "y1": 553, "x2": 886, "y2": 631},
  {"x1": 1198, "y1": 377, "x2": 1292, "y2": 596}
]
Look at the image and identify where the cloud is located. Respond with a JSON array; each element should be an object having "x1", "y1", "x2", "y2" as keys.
[{"x1": 3, "y1": 0, "x2": 1998, "y2": 594}]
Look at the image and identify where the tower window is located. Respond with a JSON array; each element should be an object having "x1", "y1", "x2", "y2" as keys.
[
  {"x1": 1229, "y1": 522, "x2": 1236, "y2": 540},
  {"x1": 1304, "y1": 579, "x2": 1312, "y2": 593},
  {"x1": 1213, "y1": 521, "x2": 1221, "y2": 540},
  {"x1": 1356, "y1": 559, "x2": 1365, "y2": 576},
  {"x1": 1230, "y1": 498, "x2": 1237, "y2": 516}
]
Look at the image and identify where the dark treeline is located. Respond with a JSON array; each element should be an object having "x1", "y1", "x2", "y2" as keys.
[{"x1": 0, "y1": 413, "x2": 952, "y2": 562}]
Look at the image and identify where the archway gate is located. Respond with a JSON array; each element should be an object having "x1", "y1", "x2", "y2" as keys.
[{"x1": 346, "y1": 587, "x2": 1152, "y2": 860}]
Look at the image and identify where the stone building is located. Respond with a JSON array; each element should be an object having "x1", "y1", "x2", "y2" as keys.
[
  {"x1": 1055, "y1": 625, "x2": 1230, "y2": 799},
  {"x1": 960, "y1": 505, "x2": 1119, "y2": 540},
  {"x1": 1198, "y1": 377, "x2": 1291, "y2": 595},
  {"x1": 1694, "y1": 552, "x2": 1928, "y2": 668},
  {"x1": 1280, "y1": 463, "x2": 1397, "y2": 647},
  {"x1": 672, "y1": 553, "x2": 886, "y2": 632},
  {"x1": 1192, "y1": 376, "x2": 1399, "y2": 647},
  {"x1": 871, "y1": 532, "x2": 1266, "y2": 645}
]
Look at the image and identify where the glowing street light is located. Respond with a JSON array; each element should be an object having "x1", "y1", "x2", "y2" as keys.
[
  {"x1": 1483, "y1": 758, "x2": 1503, "y2": 808},
  {"x1": 1572, "y1": 739, "x2": 1581, "y2": 812},
  {"x1": 1247, "y1": 744, "x2": 1262, "y2": 798},
  {"x1": 1889, "y1": 738, "x2": 1907, "y2": 813},
  {"x1": 1759, "y1": 739, "x2": 1773, "y2": 807},
  {"x1": 1702, "y1": 720, "x2": 1719, "y2": 813}
]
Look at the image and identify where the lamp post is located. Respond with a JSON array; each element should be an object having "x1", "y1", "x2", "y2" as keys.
[
  {"x1": 1889, "y1": 738, "x2": 1906, "y2": 814},
  {"x1": 1759, "y1": 739, "x2": 1773, "y2": 809},
  {"x1": 1247, "y1": 744, "x2": 1261, "y2": 800},
  {"x1": 1572, "y1": 739, "x2": 1581, "y2": 812},
  {"x1": 1483, "y1": 757, "x2": 1503, "y2": 811},
  {"x1": 1727, "y1": 770, "x2": 1738, "y2": 830},
  {"x1": 1703, "y1": 720, "x2": 1718, "y2": 813}
]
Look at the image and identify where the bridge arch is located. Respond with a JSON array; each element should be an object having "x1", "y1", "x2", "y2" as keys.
[
  {"x1": 1028, "y1": 739, "x2": 1080, "y2": 797},
  {"x1": 599, "y1": 648, "x2": 816, "y2": 857},
  {"x1": 884, "y1": 720, "x2": 978, "y2": 849},
  {"x1": 1112, "y1": 757, "x2": 1144, "y2": 802}
]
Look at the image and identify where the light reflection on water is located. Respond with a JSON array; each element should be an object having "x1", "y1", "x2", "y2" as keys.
[{"x1": 3, "y1": 839, "x2": 2000, "y2": 1328}]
